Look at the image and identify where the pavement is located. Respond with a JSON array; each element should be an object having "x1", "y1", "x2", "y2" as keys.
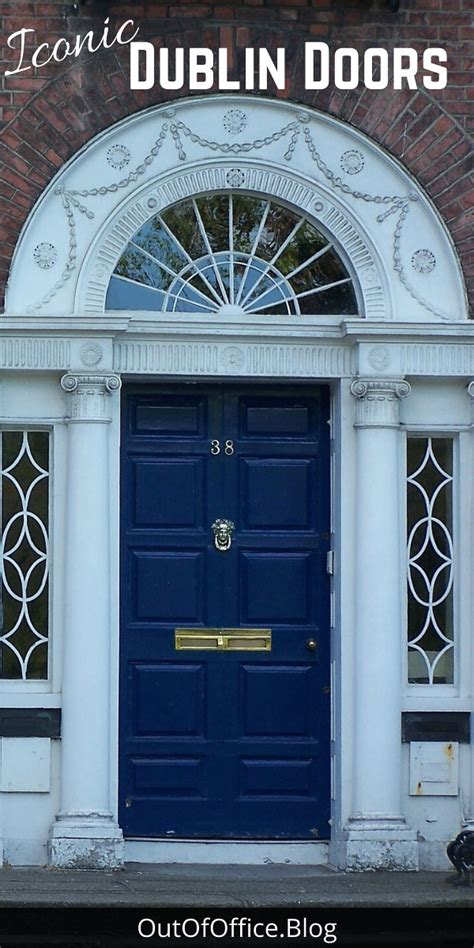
[{"x1": 0, "y1": 863, "x2": 473, "y2": 907}]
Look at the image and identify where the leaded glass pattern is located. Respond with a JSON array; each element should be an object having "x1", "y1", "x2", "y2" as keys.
[
  {"x1": 106, "y1": 194, "x2": 358, "y2": 316},
  {"x1": 0, "y1": 431, "x2": 49, "y2": 679},
  {"x1": 407, "y1": 437, "x2": 454, "y2": 685}
]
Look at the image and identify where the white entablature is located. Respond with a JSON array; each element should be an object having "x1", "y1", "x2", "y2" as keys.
[{"x1": 6, "y1": 95, "x2": 468, "y2": 324}]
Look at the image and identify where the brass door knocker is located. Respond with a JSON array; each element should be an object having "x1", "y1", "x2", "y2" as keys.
[{"x1": 212, "y1": 519, "x2": 235, "y2": 552}]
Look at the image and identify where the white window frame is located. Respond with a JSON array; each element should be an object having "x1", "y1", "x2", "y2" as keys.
[
  {"x1": 0, "y1": 419, "x2": 65, "y2": 705},
  {"x1": 402, "y1": 425, "x2": 472, "y2": 710}
]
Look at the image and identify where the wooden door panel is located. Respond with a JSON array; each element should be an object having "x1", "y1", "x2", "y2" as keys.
[{"x1": 120, "y1": 384, "x2": 330, "y2": 839}]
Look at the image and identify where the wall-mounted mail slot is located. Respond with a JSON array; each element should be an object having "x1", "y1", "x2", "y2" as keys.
[{"x1": 175, "y1": 629, "x2": 272, "y2": 651}]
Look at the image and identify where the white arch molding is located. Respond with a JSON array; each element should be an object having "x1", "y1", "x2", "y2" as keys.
[{"x1": 6, "y1": 94, "x2": 468, "y2": 323}]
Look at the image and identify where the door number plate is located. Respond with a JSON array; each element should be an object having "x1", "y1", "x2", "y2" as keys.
[{"x1": 210, "y1": 440, "x2": 234, "y2": 455}]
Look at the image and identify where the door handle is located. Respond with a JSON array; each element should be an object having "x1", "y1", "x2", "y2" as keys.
[{"x1": 306, "y1": 639, "x2": 318, "y2": 651}]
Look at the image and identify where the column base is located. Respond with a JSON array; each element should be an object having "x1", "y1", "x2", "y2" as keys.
[
  {"x1": 49, "y1": 813, "x2": 124, "y2": 869},
  {"x1": 345, "y1": 818, "x2": 419, "y2": 872}
]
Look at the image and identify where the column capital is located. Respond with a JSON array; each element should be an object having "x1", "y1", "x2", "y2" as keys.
[
  {"x1": 60, "y1": 374, "x2": 121, "y2": 423},
  {"x1": 467, "y1": 381, "x2": 474, "y2": 399},
  {"x1": 350, "y1": 377, "x2": 411, "y2": 428}
]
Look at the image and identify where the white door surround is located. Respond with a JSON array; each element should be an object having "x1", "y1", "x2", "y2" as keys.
[{"x1": 1, "y1": 94, "x2": 472, "y2": 870}]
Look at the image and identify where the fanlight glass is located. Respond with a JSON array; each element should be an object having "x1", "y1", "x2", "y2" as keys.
[{"x1": 106, "y1": 194, "x2": 358, "y2": 316}]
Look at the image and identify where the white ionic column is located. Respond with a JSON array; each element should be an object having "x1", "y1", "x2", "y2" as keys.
[
  {"x1": 49, "y1": 374, "x2": 123, "y2": 869},
  {"x1": 346, "y1": 377, "x2": 418, "y2": 871}
]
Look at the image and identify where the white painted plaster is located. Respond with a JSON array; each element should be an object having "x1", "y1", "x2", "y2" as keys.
[
  {"x1": 0, "y1": 738, "x2": 51, "y2": 793},
  {"x1": 401, "y1": 379, "x2": 471, "y2": 428},
  {"x1": 403, "y1": 744, "x2": 471, "y2": 868},
  {"x1": 1, "y1": 740, "x2": 60, "y2": 866}
]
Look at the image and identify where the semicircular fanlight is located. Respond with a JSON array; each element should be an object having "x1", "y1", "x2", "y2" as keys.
[{"x1": 106, "y1": 194, "x2": 359, "y2": 316}]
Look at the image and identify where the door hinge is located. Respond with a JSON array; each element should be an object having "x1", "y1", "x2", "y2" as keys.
[{"x1": 326, "y1": 550, "x2": 334, "y2": 575}]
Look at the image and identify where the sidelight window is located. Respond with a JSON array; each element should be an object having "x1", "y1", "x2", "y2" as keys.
[
  {"x1": 406, "y1": 436, "x2": 454, "y2": 685},
  {"x1": 0, "y1": 431, "x2": 50, "y2": 680},
  {"x1": 106, "y1": 194, "x2": 358, "y2": 316}
]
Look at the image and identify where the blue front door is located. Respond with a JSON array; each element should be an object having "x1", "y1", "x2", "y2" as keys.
[{"x1": 120, "y1": 384, "x2": 331, "y2": 839}]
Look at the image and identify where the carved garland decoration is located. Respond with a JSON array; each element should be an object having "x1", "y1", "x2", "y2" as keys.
[{"x1": 29, "y1": 109, "x2": 450, "y2": 320}]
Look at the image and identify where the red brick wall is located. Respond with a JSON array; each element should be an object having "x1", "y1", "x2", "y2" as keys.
[{"x1": 0, "y1": 0, "x2": 472, "y2": 311}]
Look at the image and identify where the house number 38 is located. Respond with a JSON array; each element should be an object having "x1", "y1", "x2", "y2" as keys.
[{"x1": 210, "y1": 440, "x2": 234, "y2": 455}]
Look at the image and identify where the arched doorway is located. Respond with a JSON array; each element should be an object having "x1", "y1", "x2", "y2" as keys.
[{"x1": 4, "y1": 95, "x2": 470, "y2": 870}]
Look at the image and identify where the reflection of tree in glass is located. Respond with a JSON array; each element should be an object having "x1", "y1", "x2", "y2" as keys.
[
  {"x1": 109, "y1": 194, "x2": 358, "y2": 315},
  {"x1": 299, "y1": 283, "x2": 357, "y2": 315},
  {"x1": 277, "y1": 221, "x2": 327, "y2": 275},
  {"x1": 162, "y1": 204, "x2": 207, "y2": 259},
  {"x1": 195, "y1": 196, "x2": 229, "y2": 251},
  {"x1": 133, "y1": 219, "x2": 187, "y2": 277},
  {"x1": 232, "y1": 196, "x2": 267, "y2": 254},
  {"x1": 116, "y1": 247, "x2": 172, "y2": 290},
  {"x1": 291, "y1": 251, "x2": 347, "y2": 293},
  {"x1": 257, "y1": 204, "x2": 301, "y2": 262}
]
